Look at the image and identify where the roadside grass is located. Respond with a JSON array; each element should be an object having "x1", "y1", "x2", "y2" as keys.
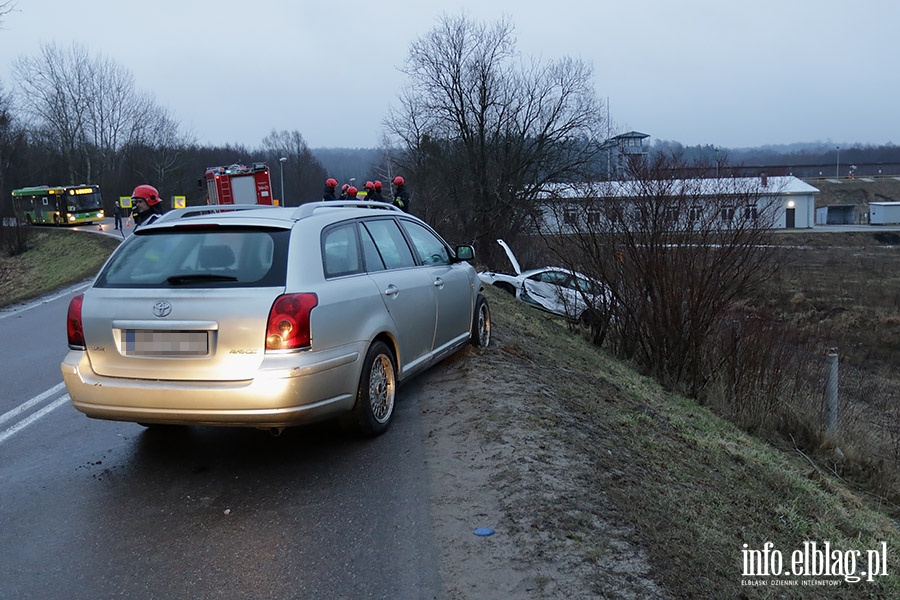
[
  {"x1": 482, "y1": 285, "x2": 899, "y2": 598},
  {"x1": 762, "y1": 231, "x2": 900, "y2": 506},
  {"x1": 0, "y1": 227, "x2": 120, "y2": 308},
  {"x1": 767, "y1": 230, "x2": 900, "y2": 378}
]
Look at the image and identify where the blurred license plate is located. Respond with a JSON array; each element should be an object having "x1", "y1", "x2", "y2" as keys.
[{"x1": 122, "y1": 330, "x2": 209, "y2": 356}]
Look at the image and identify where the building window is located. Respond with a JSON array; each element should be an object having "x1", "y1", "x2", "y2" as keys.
[
  {"x1": 720, "y1": 206, "x2": 736, "y2": 223},
  {"x1": 688, "y1": 206, "x2": 703, "y2": 222},
  {"x1": 664, "y1": 206, "x2": 680, "y2": 224}
]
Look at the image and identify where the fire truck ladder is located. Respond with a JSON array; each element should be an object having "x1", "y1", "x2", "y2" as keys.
[{"x1": 219, "y1": 177, "x2": 233, "y2": 204}]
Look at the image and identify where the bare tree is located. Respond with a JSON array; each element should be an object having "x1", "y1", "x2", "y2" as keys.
[
  {"x1": 262, "y1": 129, "x2": 327, "y2": 205},
  {"x1": 12, "y1": 43, "x2": 178, "y2": 189},
  {"x1": 0, "y1": 83, "x2": 26, "y2": 211},
  {"x1": 123, "y1": 103, "x2": 195, "y2": 202},
  {"x1": 385, "y1": 13, "x2": 607, "y2": 262},
  {"x1": 540, "y1": 152, "x2": 784, "y2": 395},
  {"x1": 0, "y1": 1, "x2": 17, "y2": 26},
  {"x1": 12, "y1": 44, "x2": 89, "y2": 183}
]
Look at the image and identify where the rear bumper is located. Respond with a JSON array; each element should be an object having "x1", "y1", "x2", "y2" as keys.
[{"x1": 60, "y1": 347, "x2": 362, "y2": 428}]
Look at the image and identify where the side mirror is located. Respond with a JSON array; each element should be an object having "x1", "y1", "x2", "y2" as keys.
[{"x1": 455, "y1": 245, "x2": 475, "y2": 262}]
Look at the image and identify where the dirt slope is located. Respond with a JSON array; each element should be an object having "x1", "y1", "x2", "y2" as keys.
[
  {"x1": 418, "y1": 286, "x2": 899, "y2": 599},
  {"x1": 418, "y1": 292, "x2": 666, "y2": 598}
]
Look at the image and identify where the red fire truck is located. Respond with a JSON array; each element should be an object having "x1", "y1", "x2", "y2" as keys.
[{"x1": 204, "y1": 163, "x2": 275, "y2": 205}]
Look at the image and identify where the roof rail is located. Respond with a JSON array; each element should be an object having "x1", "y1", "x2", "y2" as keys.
[
  {"x1": 292, "y1": 200, "x2": 402, "y2": 219},
  {"x1": 154, "y1": 204, "x2": 279, "y2": 224}
]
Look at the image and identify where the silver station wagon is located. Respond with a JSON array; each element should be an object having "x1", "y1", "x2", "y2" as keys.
[{"x1": 61, "y1": 202, "x2": 491, "y2": 436}]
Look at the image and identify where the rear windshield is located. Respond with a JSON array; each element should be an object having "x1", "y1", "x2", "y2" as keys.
[{"x1": 95, "y1": 228, "x2": 289, "y2": 288}]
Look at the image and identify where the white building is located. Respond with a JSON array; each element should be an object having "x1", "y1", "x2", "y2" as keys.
[
  {"x1": 869, "y1": 202, "x2": 900, "y2": 225},
  {"x1": 540, "y1": 175, "x2": 819, "y2": 232}
]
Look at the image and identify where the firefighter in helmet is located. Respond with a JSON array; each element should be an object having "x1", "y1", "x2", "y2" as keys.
[
  {"x1": 339, "y1": 184, "x2": 350, "y2": 200},
  {"x1": 369, "y1": 180, "x2": 385, "y2": 202},
  {"x1": 323, "y1": 178, "x2": 338, "y2": 201},
  {"x1": 346, "y1": 185, "x2": 359, "y2": 199},
  {"x1": 131, "y1": 184, "x2": 165, "y2": 227},
  {"x1": 392, "y1": 176, "x2": 410, "y2": 212},
  {"x1": 363, "y1": 181, "x2": 375, "y2": 200}
]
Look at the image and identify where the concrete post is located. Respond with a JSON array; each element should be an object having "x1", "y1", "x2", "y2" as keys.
[{"x1": 825, "y1": 348, "x2": 839, "y2": 434}]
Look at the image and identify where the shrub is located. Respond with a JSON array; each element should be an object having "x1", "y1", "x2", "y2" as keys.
[{"x1": 0, "y1": 219, "x2": 31, "y2": 257}]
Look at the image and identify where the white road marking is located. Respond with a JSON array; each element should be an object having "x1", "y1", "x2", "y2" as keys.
[
  {"x1": 0, "y1": 382, "x2": 67, "y2": 427},
  {"x1": 0, "y1": 383, "x2": 70, "y2": 445}
]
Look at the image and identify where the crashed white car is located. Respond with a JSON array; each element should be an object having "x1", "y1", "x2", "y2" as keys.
[{"x1": 478, "y1": 240, "x2": 607, "y2": 323}]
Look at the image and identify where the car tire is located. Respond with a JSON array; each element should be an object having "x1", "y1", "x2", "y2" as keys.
[
  {"x1": 579, "y1": 308, "x2": 601, "y2": 328},
  {"x1": 342, "y1": 340, "x2": 396, "y2": 437},
  {"x1": 471, "y1": 294, "x2": 491, "y2": 347}
]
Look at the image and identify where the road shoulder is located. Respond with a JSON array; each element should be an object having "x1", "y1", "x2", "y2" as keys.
[{"x1": 419, "y1": 322, "x2": 665, "y2": 599}]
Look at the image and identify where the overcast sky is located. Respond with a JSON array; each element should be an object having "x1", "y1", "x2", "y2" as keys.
[{"x1": 1, "y1": 0, "x2": 896, "y2": 150}]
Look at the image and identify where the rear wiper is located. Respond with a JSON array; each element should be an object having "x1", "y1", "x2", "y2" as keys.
[{"x1": 167, "y1": 273, "x2": 239, "y2": 285}]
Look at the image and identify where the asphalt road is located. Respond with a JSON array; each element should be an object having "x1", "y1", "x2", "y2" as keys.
[{"x1": 0, "y1": 279, "x2": 443, "y2": 599}]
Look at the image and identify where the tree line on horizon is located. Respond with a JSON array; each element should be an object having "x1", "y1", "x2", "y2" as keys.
[{"x1": 2, "y1": 10, "x2": 899, "y2": 242}]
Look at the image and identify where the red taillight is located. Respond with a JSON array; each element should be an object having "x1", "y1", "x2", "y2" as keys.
[
  {"x1": 67, "y1": 293, "x2": 85, "y2": 349},
  {"x1": 266, "y1": 293, "x2": 318, "y2": 351}
]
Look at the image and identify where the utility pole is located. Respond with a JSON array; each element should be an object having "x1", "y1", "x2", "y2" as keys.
[{"x1": 279, "y1": 157, "x2": 287, "y2": 205}]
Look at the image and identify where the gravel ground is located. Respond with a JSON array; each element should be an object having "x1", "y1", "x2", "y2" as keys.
[{"x1": 417, "y1": 319, "x2": 668, "y2": 599}]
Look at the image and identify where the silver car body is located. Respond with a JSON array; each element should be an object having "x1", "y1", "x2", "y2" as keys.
[
  {"x1": 478, "y1": 239, "x2": 604, "y2": 320},
  {"x1": 61, "y1": 203, "x2": 484, "y2": 430}
]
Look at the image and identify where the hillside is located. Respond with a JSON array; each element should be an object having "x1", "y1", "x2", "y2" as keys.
[
  {"x1": 422, "y1": 286, "x2": 899, "y2": 598},
  {"x1": 804, "y1": 177, "x2": 900, "y2": 208}
]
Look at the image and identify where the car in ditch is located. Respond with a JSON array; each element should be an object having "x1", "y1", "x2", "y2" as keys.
[
  {"x1": 478, "y1": 239, "x2": 607, "y2": 324},
  {"x1": 61, "y1": 202, "x2": 491, "y2": 437}
]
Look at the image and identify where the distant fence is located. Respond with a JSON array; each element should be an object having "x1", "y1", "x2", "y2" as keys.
[
  {"x1": 727, "y1": 163, "x2": 900, "y2": 179},
  {"x1": 807, "y1": 348, "x2": 900, "y2": 466}
]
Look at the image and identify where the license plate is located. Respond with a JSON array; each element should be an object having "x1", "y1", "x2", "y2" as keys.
[{"x1": 122, "y1": 330, "x2": 209, "y2": 356}]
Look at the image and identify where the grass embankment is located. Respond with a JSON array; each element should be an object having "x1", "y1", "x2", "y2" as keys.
[
  {"x1": 482, "y1": 286, "x2": 899, "y2": 598},
  {"x1": 0, "y1": 228, "x2": 120, "y2": 307}
]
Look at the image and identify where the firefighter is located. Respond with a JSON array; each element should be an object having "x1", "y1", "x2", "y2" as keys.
[
  {"x1": 368, "y1": 180, "x2": 385, "y2": 202},
  {"x1": 131, "y1": 184, "x2": 165, "y2": 228},
  {"x1": 346, "y1": 185, "x2": 359, "y2": 199},
  {"x1": 363, "y1": 181, "x2": 375, "y2": 200},
  {"x1": 339, "y1": 184, "x2": 350, "y2": 200},
  {"x1": 323, "y1": 178, "x2": 338, "y2": 201},
  {"x1": 392, "y1": 176, "x2": 410, "y2": 212}
]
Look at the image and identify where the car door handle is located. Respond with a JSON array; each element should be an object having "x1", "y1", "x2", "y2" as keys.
[
  {"x1": 433, "y1": 277, "x2": 444, "y2": 289},
  {"x1": 384, "y1": 284, "x2": 400, "y2": 298}
]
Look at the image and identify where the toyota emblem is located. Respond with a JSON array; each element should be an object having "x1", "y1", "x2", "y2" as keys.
[{"x1": 152, "y1": 301, "x2": 172, "y2": 318}]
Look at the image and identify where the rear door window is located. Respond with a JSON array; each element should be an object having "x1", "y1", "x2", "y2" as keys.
[
  {"x1": 361, "y1": 219, "x2": 416, "y2": 269},
  {"x1": 359, "y1": 223, "x2": 386, "y2": 272}
]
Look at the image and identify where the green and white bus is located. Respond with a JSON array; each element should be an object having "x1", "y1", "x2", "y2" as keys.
[{"x1": 11, "y1": 185, "x2": 105, "y2": 225}]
